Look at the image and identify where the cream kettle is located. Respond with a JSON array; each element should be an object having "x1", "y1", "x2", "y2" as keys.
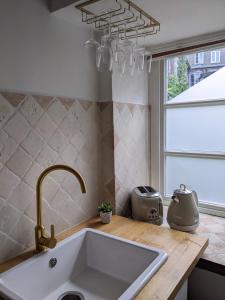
[{"x1": 167, "y1": 184, "x2": 199, "y2": 232}]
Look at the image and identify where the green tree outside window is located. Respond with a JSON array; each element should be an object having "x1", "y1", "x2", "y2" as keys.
[{"x1": 168, "y1": 56, "x2": 189, "y2": 100}]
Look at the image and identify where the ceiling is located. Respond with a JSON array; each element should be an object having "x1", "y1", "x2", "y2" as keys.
[{"x1": 53, "y1": 0, "x2": 225, "y2": 46}]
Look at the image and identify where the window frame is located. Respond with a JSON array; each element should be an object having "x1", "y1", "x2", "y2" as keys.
[
  {"x1": 195, "y1": 52, "x2": 204, "y2": 64},
  {"x1": 150, "y1": 57, "x2": 225, "y2": 218},
  {"x1": 211, "y1": 50, "x2": 221, "y2": 63}
]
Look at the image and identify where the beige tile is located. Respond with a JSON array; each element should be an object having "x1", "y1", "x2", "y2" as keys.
[
  {"x1": 0, "y1": 95, "x2": 14, "y2": 127},
  {"x1": 10, "y1": 215, "x2": 35, "y2": 248},
  {"x1": 24, "y1": 199, "x2": 36, "y2": 222},
  {"x1": 9, "y1": 181, "x2": 35, "y2": 212},
  {"x1": 58, "y1": 97, "x2": 74, "y2": 110},
  {"x1": 0, "y1": 130, "x2": 17, "y2": 164},
  {"x1": 0, "y1": 236, "x2": 24, "y2": 263},
  {"x1": 21, "y1": 130, "x2": 44, "y2": 158},
  {"x1": 61, "y1": 144, "x2": 77, "y2": 166},
  {"x1": 0, "y1": 90, "x2": 110, "y2": 262},
  {"x1": 70, "y1": 130, "x2": 86, "y2": 152},
  {"x1": 43, "y1": 199, "x2": 70, "y2": 235},
  {"x1": 35, "y1": 113, "x2": 57, "y2": 141},
  {"x1": 0, "y1": 167, "x2": 20, "y2": 199},
  {"x1": 59, "y1": 107, "x2": 77, "y2": 139},
  {"x1": 1, "y1": 92, "x2": 26, "y2": 108},
  {"x1": 20, "y1": 95, "x2": 44, "y2": 126},
  {"x1": 32, "y1": 95, "x2": 54, "y2": 110},
  {"x1": 48, "y1": 129, "x2": 68, "y2": 154},
  {"x1": 24, "y1": 161, "x2": 43, "y2": 188},
  {"x1": 47, "y1": 99, "x2": 68, "y2": 126},
  {"x1": 0, "y1": 204, "x2": 21, "y2": 235},
  {"x1": 42, "y1": 176, "x2": 60, "y2": 204},
  {"x1": 4, "y1": 112, "x2": 30, "y2": 144},
  {"x1": 36, "y1": 144, "x2": 58, "y2": 168},
  {"x1": 6, "y1": 147, "x2": 32, "y2": 178},
  {"x1": 0, "y1": 197, "x2": 6, "y2": 210}
]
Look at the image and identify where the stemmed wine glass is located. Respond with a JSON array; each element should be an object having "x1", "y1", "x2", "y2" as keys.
[
  {"x1": 96, "y1": 12, "x2": 114, "y2": 72},
  {"x1": 83, "y1": 30, "x2": 100, "y2": 49},
  {"x1": 83, "y1": 11, "x2": 152, "y2": 75},
  {"x1": 96, "y1": 34, "x2": 113, "y2": 72}
]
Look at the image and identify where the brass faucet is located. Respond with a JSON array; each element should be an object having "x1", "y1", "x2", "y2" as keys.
[{"x1": 35, "y1": 165, "x2": 87, "y2": 252}]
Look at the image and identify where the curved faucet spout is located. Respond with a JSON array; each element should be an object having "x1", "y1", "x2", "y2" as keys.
[{"x1": 35, "y1": 164, "x2": 87, "y2": 252}]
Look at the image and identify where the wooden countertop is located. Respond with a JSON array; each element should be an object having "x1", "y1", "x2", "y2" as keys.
[{"x1": 0, "y1": 216, "x2": 208, "y2": 300}]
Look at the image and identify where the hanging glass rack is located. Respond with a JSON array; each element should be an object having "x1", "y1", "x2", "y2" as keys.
[{"x1": 75, "y1": 0, "x2": 160, "y2": 40}]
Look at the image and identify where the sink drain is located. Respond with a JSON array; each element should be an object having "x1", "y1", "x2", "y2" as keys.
[{"x1": 58, "y1": 291, "x2": 85, "y2": 300}]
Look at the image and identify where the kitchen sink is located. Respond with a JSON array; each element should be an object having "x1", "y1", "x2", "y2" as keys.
[{"x1": 0, "y1": 228, "x2": 167, "y2": 300}]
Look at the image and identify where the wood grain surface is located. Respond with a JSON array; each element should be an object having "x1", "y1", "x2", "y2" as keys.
[{"x1": 0, "y1": 216, "x2": 208, "y2": 300}]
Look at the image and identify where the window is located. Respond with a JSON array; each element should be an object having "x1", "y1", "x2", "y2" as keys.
[
  {"x1": 211, "y1": 50, "x2": 221, "y2": 63},
  {"x1": 190, "y1": 73, "x2": 200, "y2": 86},
  {"x1": 150, "y1": 46, "x2": 225, "y2": 217},
  {"x1": 195, "y1": 52, "x2": 204, "y2": 64}
]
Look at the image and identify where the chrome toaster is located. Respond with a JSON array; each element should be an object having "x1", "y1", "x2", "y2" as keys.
[{"x1": 131, "y1": 186, "x2": 163, "y2": 225}]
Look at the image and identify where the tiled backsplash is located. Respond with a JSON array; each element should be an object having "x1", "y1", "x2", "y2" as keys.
[
  {"x1": 114, "y1": 103, "x2": 150, "y2": 215},
  {"x1": 0, "y1": 91, "x2": 150, "y2": 263}
]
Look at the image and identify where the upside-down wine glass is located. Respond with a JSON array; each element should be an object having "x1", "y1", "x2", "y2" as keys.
[
  {"x1": 83, "y1": 30, "x2": 100, "y2": 49},
  {"x1": 96, "y1": 12, "x2": 114, "y2": 72}
]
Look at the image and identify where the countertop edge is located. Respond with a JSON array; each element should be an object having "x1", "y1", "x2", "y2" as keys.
[{"x1": 0, "y1": 215, "x2": 209, "y2": 300}]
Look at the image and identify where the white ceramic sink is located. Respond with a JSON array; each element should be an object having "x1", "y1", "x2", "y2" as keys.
[{"x1": 0, "y1": 228, "x2": 167, "y2": 300}]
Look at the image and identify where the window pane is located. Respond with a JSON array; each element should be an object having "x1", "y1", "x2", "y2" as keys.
[
  {"x1": 166, "y1": 47, "x2": 225, "y2": 101},
  {"x1": 166, "y1": 105, "x2": 225, "y2": 152},
  {"x1": 165, "y1": 155, "x2": 225, "y2": 205}
]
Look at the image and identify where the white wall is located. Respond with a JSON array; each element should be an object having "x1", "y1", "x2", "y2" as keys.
[
  {"x1": 0, "y1": 0, "x2": 99, "y2": 100},
  {"x1": 112, "y1": 66, "x2": 149, "y2": 104}
]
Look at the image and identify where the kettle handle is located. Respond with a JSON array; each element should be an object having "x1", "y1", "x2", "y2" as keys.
[
  {"x1": 192, "y1": 191, "x2": 198, "y2": 206},
  {"x1": 172, "y1": 195, "x2": 179, "y2": 204}
]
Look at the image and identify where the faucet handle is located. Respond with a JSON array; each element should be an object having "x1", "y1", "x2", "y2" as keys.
[
  {"x1": 50, "y1": 224, "x2": 55, "y2": 239},
  {"x1": 47, "y1": 224, "x2": 57, "y2": 249}
]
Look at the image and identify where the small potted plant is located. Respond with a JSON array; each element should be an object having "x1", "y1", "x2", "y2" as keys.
[{"x1": 98, "y1": 202, "x2": 112, "y2": 224}]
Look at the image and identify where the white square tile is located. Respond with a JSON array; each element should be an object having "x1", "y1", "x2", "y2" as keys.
[
  {"x1": 48, "y1": 130, "x2": 68, "y2": 154},
  {"x1": 21, "y1": 130, "x2": 44, "y2": 158},
  {"x1": 0, "y1": 130, "x2": 7, "y2": 152},
  {"x1": 42, "y1": 176, "x2": 59, "y2": 204},
  {"x1": 43, "y1": 201, "x2": 69, "y2": 234},
  {"x1": 61, "y1": 144, "x2": 78, "y2": 165},
  {"x1": 0, "y1": 236, "x2": 24, "y2": 263},
  {"x1": 47, "y1": 99, "x2": 67, "y2": 126},
  {"x1": 9, "y1": 181, "x2": 35, "y2": 212},
  {"x1": 70, "y1": 131, "x2": 86, "y2": 152},
  {"x1": 48, "y1": 158, "x2": 67, "y2": 184},
  {"x1": 49, "y1": 188, "x2": 67, "y2": 211},
  {"x1": 0, "y1": 130, "x2": 17, "y2": 164},
  {"x1": 24, "y1": 199, "x2": 36, "y2": 222},
  {"x1": 20, "y1": 95, "x2": 44, "y2": 126},
  {"x1": 35, "y1": 113, "x2": 57, "y2": 141},
  {"x1": 50, "y1": 189, "x2": 86, "y2": 225},
  {"x1": 6, "y1": 147, "x2": 32, "y2": 178},
  {"x1": 0, "y1": 204, "x2": 21, "y2": 234},
  {"x1": 0, "y1": 94, "x2": 14, "y2": 127},
  {"x1": 0, "y1": 197, "x2": 6, "y2": 210},
  {"x1": 24, "y1": 161, "x2": 43, "y2": 188},
  {"x1": 4, "y1": 112, "x2": 30, "y2": 144},
  {"x1": 0, "y1": 231, "x2": 6, "y2": 248},
  {"x1": 60, "y1": 111, "x2": 77, "y2": 139},
  {"x1": 36, "y1": 144, "x2": 58, "y2": 168},
  {"x1": 10, "y1": 215, "x2": 35, "y2": 248},
  {"x1": 61, "y1": 173, "x2": 83, "y2": 199},
  {"x1": 0, "y1": 167, "x2": 20, "y2": 199}
]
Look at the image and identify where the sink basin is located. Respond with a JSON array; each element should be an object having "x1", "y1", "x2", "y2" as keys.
[{"x1": 0, "y1": 228, "x2": 167, "y2": 300}]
